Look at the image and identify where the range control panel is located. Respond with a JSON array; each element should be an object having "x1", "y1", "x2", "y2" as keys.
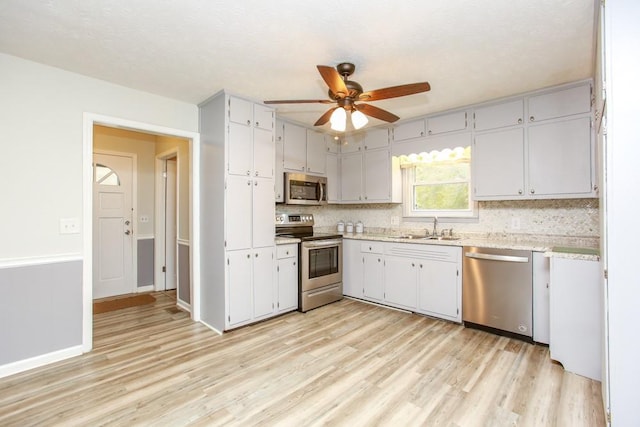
[{"x1": 275, "y1": 213, "x2": 314, "y2": 226}]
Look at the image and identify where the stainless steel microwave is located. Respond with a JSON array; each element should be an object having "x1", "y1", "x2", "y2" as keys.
[{"x1": 284, "y1": 173, "x2": 327, "y2": 205}]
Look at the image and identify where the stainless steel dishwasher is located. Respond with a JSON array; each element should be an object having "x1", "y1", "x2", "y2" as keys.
[{"x1": 462, "y1": 246, "x2": 533, "y2": 340}]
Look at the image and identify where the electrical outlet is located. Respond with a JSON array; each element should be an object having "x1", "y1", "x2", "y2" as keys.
[
  {"x1": 390, "y1": 216, "x2": 400, "y2": 226},
  {"x1": 511, "y1": 217, "x2": 521, "y2": 230},
  {"x1": 59, "y1": 217, "x2": 80, "y2": 234},
  {"x1": 140, "y1": 215, "x2": 149, "y2": 223}
]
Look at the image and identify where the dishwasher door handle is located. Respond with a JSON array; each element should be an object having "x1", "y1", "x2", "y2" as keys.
[{"x1": 464, "y1": 252, "x2": 529, "y2": 263}]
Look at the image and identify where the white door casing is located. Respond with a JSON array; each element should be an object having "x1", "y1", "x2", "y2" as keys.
[
  {"x1": 93, "y1": 152, "x2": 135, "y2": 299},
  {"x1": 165, "y1": 159, "x2": 177, "y2": 290}
]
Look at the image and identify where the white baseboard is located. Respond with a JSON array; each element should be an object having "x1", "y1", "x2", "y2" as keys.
[
  {"x1": 0, "y1": 345, "x2": 84, "y2": 379},
  {"x1": 137, "y1": 285, "x2": 155, "y2": 293},
  {"x1": 176, "y1": 299, "x2": 191, "y2": 313},
  {"x1": 199, "y1": 319, "x2": 223, "y2": 335},
  {"x1": 177, "y1": 239, "x2": 190, "y2": 246}
]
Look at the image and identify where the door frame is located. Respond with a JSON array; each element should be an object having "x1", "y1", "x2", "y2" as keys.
[
  {"x1": 154, "y1": 148, "x2": 179, "y2": 294},
  {"x1": 83, "y1": 113, "x2": 201, "y2": 353},
  {"x1": 93, "y1": 149, "x2": 138, "y2": 297}
]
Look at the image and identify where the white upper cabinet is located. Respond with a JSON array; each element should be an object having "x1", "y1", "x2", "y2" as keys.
[
  {"x1": 473, "y1": 99, "x2": 524, "y2": 131},
  {"x1": 363, "y1": 128, "x2": 390, "y2": 150},
  {"x1": 473, "y1": 128, "x2": 525, "y2": 198},
  {"x1": 392, "y1": 119, "x2": 426, "y2": 142},
  {"x1": 227, "y1": 96, "x2": 274, "y2": 179},
  {"x1": 274, "y1": 120, "x2": 284, "y2": 202},
  {"x1": 340, "y1": 152, "x2": 363, "y2": 202},
  {"x1": 282, "y1": 122, "x2": 307, "y2": 172},
  {"x1": 527, "y1": 83, "x2": 591, "y2": 123},
  {"x1": 306, "y1": 130, "x2": 327, "y2": 175},
  {"x1": 326, "y1": 136, "x2": 340, "y2": 154},
  {"x1": 527, "y1": 117, "x2": 593, "y2": 197},
  {"x1": 427, "y1": 111, "x2": 468, "y2": 135},
  {"x1": 326, "y1": 153, "x2": 340, "y2": 203},
  {"x1": 340, "y1": 133, "x2": 364, "y2": 153},
  {"x1": 225, "y1": 175, "x2": 253, "y2": 251},
  {"x1": 363, "y1": 149, "x2": 393, "y2": 202}
]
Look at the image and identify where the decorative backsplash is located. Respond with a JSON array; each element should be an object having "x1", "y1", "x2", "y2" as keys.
[{"x1": 276, "y1": 198, "x2": 600, "y2": 239}]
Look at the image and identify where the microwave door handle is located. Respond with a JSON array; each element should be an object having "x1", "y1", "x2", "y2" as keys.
[{"x1": 318, "y1": 182, "x2": 324, "y2": 202}]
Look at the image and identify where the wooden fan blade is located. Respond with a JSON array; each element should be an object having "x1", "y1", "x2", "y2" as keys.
[
  {"x1": 358, "y1": 82, "x2": 431, "y2": 102},
  {"x1": 314, "y1": 107, "x2": 338, "y2": 126},
  {"x1": 356, "y1": 104, "x2": 400, "y2": 123},
  {"x1": 264, "y1": 99, "x2": 334, "y2": 104},
  {"x1": 317, "y1": 65, "x2": 349, "y2": 98}
]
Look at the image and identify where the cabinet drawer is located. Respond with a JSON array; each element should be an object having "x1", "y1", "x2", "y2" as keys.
[
  {"x1": 277, "y1": 244, "x2": 297, "y2": 259},
  {"x1": 361, "y1": 242, "x2": 384, "y2": 254},
  {"x1": 385, "y1": 242, "x2": 461, "y2": 262}
]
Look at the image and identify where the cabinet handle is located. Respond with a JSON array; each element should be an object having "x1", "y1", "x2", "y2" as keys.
[
  {"x1": 364, "y1": 145, "x2": 368, "y2": 150},
  {"x1": 378, "y1": 258, "x2": 381, "y2": 262},
  {"x1": 364, "y1": 196, "x2": 368, "y2": 200},
  {"x1": 529, "y1": 116, "x2": 535, "y2": 122},
  {"x1": 420, "y1": 131, "x2": 425, "y2": 136},
  {"x1": 411, "y1": 262, "x2": 415, "y2": 267},
  {"x1": 247, "y1": 180, "x2": 251, "y2": 186},
  {"x1": 302, "y1": 166, "x2": 305, "y2": 171},
  {"x1": 247, "y1": 120, "x2": 251, "y2": 125},
  {"x1": 358, "y1": 146, "x2": 361, "y2": 151},
  {"x1": 255, "y1": 253, "x2": 259, "y2": 258},
  {"x1": 530, "y1": 189, "x2": 535, "y2": 194},
  {"x1": 369, "y1": 246, "x2": 372, "y2": 250},
  {"x1": 293, "y1": 261, "x2": 296, "y2": 266},
  {"x1": 517, "y1": 118, "x2": 523, "y2": 124},
  {"x1": 278, "y1": 136, "x2": 282, "y2": 141},
  {"x1": 518, "y1": 189, "x2": 523, "y2": 195},
  {"x1": 254, "y1": 181, "x2": 258, "y2": 186},
  {"x1": 256, "y1": 121, "x2": 259, "y2": 127},
  {"x1": 246, "y1": 254, "x2": 250, "y2": 258},
  {"x1": 428, "y1": 130, "x2": 432, "y2": 135},
  {"x1": 246, "y1": 170, "x2": 250, "y2": 176},
  {"x1": 420, "y1": 264, "x2": 423, "y2": 268}
]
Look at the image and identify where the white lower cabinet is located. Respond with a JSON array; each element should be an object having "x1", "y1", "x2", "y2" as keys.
[
  {"x1": 226, "y1": 247, "x2": 275, "y2": 328},
  {"x1": 276, "y1": 244, "x2": 298, "y2": 313},
  {"x1": 343, "y1": 239, "x2": 462, "y2": 323},
  {"x1": 532, "y1": 252, "x2": 550, "y2": 344},
  {"x1": 417, "y1": 259, "x2": 459, "y2": 321},
  {"x1": 363, "y1": 252, "x2": 384, "y2": 301},
  {"x1": 383, "y1": 256, "x2": 417, "y2": 310}
]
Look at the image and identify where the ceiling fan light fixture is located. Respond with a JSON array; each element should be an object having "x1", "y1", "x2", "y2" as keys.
[
  {"x1": 351, "y1": 109, "x2": 368, "y2": 130},
  {"x1": 330, "y1": 107, "x2": 347, "y2": 131}
]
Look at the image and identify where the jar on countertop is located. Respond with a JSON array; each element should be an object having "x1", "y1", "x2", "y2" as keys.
[
  {"x1": 337, "y1": 220, "x2": 345, "y2": 233},
  {"x1": 355, "y1": 221, "x2": 364, "y2": 233},
  {"x1": 346, "y1": 221, "x2": 354, "y2": 233}
]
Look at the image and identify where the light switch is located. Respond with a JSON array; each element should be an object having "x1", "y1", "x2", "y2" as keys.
[{"x1": 60, "y1": 218, "x2": 80, "y2": 234}]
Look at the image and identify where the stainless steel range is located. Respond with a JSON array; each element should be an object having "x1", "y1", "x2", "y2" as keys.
[{"x1": 275, "y1": 213, "x2": 343, "y2": 312}]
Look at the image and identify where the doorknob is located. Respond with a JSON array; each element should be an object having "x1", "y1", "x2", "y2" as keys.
[{"x1": 124, "y1": 230, "x2": 131, "y2": 235}]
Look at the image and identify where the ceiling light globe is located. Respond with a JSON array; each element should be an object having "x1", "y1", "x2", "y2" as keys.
[
  {"x1": 351, "y1": 110, "x2": 368, "y2": 130},
  {"x1": 330, "y1": 107, "x2": 347, "y2": 132}
]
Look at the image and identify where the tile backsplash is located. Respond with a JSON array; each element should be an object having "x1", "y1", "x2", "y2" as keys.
[{"x1": 277, "y1": 198, "x2": 599, "y2": 239}]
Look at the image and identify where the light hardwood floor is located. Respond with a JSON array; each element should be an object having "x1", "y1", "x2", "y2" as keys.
[{"x1": 0, "y1": 292, "x2": 605, "y2": 426}]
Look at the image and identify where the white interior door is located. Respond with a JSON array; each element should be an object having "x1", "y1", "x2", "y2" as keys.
[
  {"x1": 165, "y1": 159, "x2": 177, "y2": 290},
  {"x1": 93, "y1": 153, "x2": 134, "y2": 299}
]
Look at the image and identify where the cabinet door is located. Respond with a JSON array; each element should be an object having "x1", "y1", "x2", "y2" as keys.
[
  {"x1": 277, "y1": 256, "x2": 298, "y2": 312},
  {"x1": 393, "y1": 119, "x2": 426, "y2": 141},
  {"x1": 527, "y1": 117, "x2": 593, "y2": 197},
  {"x1": 253, "y1": 104, "x2": 274, "y2": 131},
  {"x1": 326, "y1": 154, "x2": 340, "y2": 203},
  {"x1": 363, "y1": 149, "x2": 391, "y2": 202},
  {"x1": 473, "y1": 99, "x2": 524, "y2": 131},
  {"x1": 228, "y1": 96, "x2": 253, "y2": 126},
  {"x1": 225, "y1": 176, "x2": 252, "y2": 250},
  {"x1": 253, "y1": 247, "x2": 275, "y2": 319},
  {"x1": 275, "y1": 122, "x2": 284, "y2": 202},
  {"x1": 533, "y1": 252, "x2": 550, "y2": 344},
  {"x1": 383, "y1": 256, "x2": 417, "y2": 309},
  {"x1": 283, "y1": 123, "x2": 307, "y2": 171},
  {"x1": 227, "y1": 249, "x2": 253, "y2": 326},
  {"x1": 340, "y1": 153, "x2": 363, "y2": 202},
  {"x1": 417, "y1": 260, "x2": 459, "y2": 320},
  {"x1": 473, "y1": 128, "x2": 525, "y2": 199},
  {"x1": 252, "y1": 178, "x2": 275, "y2": 248},
  {"x1": 343, "y1": 240, "x2": 363, "y2": 298},
  {"x1": 528, "y1": 84, "x2": 591, "y2": 123},
  {"x1": 227, "y1": 122, "x2": 253, "y2": 176},
  {"x1": 340, "y1": 133, "x2": 364, "y2": 154},
  {"x1": 363, "y1": 253, "x2": 384, "y2": 301},
  {"x1": 326, "y1": 136, "x2": 340, "y2": 154},
  {"x1": 306, "y1": 130, "x2": 327, "y2": 175},
  {"x1": 364, "y1": 128, "x2": 389, "y2": 150},
  {"x1": 427, "y1": 111, "x2": 468, "y2": 135},
  {"x1": 253, "y1": 126, "x2": 274, "y2": 179}
]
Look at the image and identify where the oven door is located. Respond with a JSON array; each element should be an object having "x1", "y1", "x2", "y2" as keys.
[{"x1": 300, "y1": 239, "x2": 342, "y2": 291}]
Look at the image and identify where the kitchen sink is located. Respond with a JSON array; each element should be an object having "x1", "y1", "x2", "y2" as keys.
[{"x1": 391, "y1": 234, "x2": 461, "y2": 241}]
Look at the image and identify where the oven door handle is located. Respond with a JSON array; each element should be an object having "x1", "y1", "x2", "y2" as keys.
[{"x1": 303, "y1": 239, "x2": 342, "y2": 248}]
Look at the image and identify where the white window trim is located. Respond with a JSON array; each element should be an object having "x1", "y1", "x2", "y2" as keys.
[{"x1": 402, "y1": 165, "x2": 478, "y2": 221}]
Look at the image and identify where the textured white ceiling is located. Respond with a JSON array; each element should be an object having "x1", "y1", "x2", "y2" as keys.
[{"x1": 0, "y1": 0, "x2": 596, "y2": 129}]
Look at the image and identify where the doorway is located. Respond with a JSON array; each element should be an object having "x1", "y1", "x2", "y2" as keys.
[
  {"x1": 82, "y1": 113, "x2": 201, "y2": 354},
  {"x1": 155, "y1": 151, "x2": 178, "y2": 294}
]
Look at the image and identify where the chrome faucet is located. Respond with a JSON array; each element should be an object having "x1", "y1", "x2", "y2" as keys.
[{"x1": 432, "y1": 216, "x2": 438, "y2": 237}]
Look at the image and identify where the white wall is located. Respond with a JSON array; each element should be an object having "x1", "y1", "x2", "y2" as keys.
[{"x1": 0, "y1": 53, "x2": 198, "y2": 260}]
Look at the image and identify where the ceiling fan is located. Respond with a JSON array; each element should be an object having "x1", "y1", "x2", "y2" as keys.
[{"x1": 264, "y1": 63, "x2": 431, "y2": 132}]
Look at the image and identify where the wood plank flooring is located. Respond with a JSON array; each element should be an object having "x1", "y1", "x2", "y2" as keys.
[{"x1": 0, "y1": 292, "x2": 605, "y2": 426}]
